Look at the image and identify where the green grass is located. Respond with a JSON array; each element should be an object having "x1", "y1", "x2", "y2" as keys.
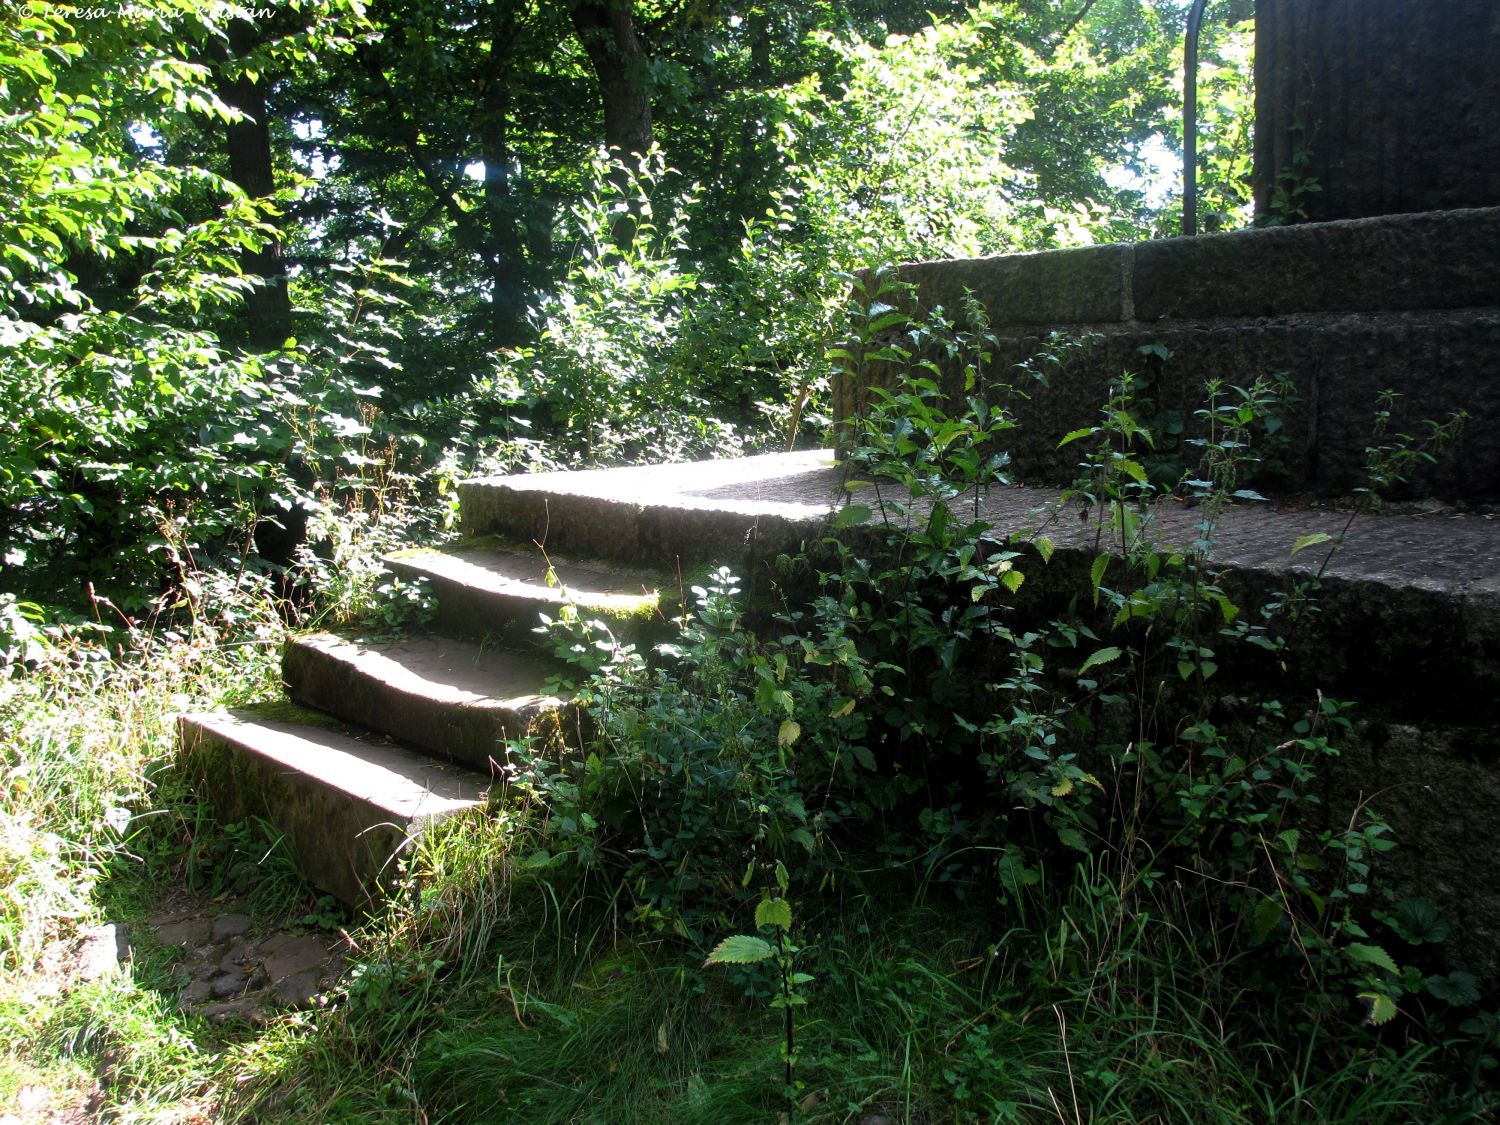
[{"x1": 0, "y1": 610, "x2": 1493, "y2": 1123}]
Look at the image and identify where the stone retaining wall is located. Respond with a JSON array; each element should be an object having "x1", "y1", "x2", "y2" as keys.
[{"x1": 835, "y1": 207, "x2": 1500, "y2": 501}]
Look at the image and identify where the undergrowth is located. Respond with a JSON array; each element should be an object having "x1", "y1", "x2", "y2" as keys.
[{"x1": 0, "y1": 277, "x2": 1493, "y2": 1123}]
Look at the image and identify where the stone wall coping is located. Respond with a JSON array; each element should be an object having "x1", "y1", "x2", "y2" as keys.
[{"x1": 898, "y1": 206, "x2": 1500, "y2": 328}]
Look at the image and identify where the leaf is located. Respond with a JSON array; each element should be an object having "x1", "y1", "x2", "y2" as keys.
[
  {"x1": 1050, "y1": 777, "x2": 1074, "y2": 798},
  {"x1": 1059, "y1": 427, "x2": 1095, "y2": 447},
  {"x1": 705, "y1": 935, "x2": 774, "y2": 966},
  {"x1": 1425, "y1": 971, "x2": 1480, "y2": 1006},
  {"x1": 1386, "y1": 897, "x2": 1449, "y2": 945},
  {"x1": 1033, "y1": 536, "x2": 1055, "y2": 564},
  {"x1": 778, "y1": 720, "x2": 801, "y2": 747},
  {"x1": 1090, "y1": 554, "x2": 1109, "y2": 606},
  {"x1": 1079, "y1": 646, "x2": 1122, "y2": 675},
  {"x1": 1056, "y1": 826, "x2": 1089, "y2": 852},
  {"x1": 1357, "y1": 991, "x2": 1398, "y2": 1026},
  {"x1": 755, "y1": 897, "x2": 793, "y2": 931},
  {"x1": 1252, "y1": 897, "x2": 1285, "y2": 944},
  {"x1": 1000, "y1": 569, "x2": 1024, "y2": 593},
  {"x1": 1344, "y1": 943, "x2": 1399, "y2": 975},
  {"x1": 1291, "y1": 532, "x2": 1333, "y2": 555},
  {"x1": 831, "y1": 698, "x2": 855, "y2": 719},
  {"x1": 833, "y1": 503, "x2": 872, "y2": 528}
]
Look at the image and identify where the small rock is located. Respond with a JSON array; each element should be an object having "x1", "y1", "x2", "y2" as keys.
[
  {"x1": 72, "y1": 923, "x2": 123, "y2": 982},
  {"x1": 155, "y1": 918, "x2": 211, "y2": 948},
  {"x1": 272, "y1": 969, "x2": 323, "y2": 1008},
  {"x1": 211, "y1": 913, "x2": 251, "y2": 943},
  {"x1": 210, "y1": 972, "x2": 246, "y2": 999},
  {"x1": 179, "y1": 979, "x2": 213, "y2": 1006},
  {"x1": 262, "y1": 934, "x2": 332, "y2": 982}
]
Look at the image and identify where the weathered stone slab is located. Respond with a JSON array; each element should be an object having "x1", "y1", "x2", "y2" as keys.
[
  {"x1": 177, "y1": 709, "x2": 488, "y2": 906},
  {"x1": 461, "y1": 452, "x2": 1500, "y2": 724},
  {"x1": 384, "y1": 542, "x2": 667, "y2": 645},
  {"x1": 282, "y1": 633, "x2": 568, "y2": 770},
  {"x1": 898, "y1": 242, "x2": 1133, "y2": 328},
  {"x1": 1133, "y1": 208, "x2": 1500, "y2": 320},
  {"x1": 460, "y1": 451, "x2": 841, "y2": 565},
  {"x1": 843, "y1": 310, "x2": 1500, "y2": 501}
]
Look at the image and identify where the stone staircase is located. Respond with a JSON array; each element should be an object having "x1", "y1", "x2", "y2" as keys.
[
  {"x1": 177, "y1": 446, "x2": 1500, "y2": 976},
  {"x1": 176, "y1": 545, "x2": 670, "y2": 908},
  {"x1": 175, "y1": 453, "x2": 833, "y2": 909}
]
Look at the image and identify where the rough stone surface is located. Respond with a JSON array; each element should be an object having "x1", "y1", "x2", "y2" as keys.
[
  {"x1": 154, "y1": 918, "x2": 211, "y2": 948},
  {"x1": 463, "y1": 451, "x2": 1500, "y2": 726},
  {"x1": 844, "y1": 212, "x2": 1500, "y2": 501},
  {"x1": 897, "y1": 243, "x2": 1132, "y2": 326},
  {"x1": 145, "y1": 899, "x2": 350, "y2": 1025},
  {"x1": 935, "y1": 312, "x2": 1500, "y2": 499},
  {"x1": 282, "y1": 632, "x2": 568, "y2": 769},
  {"x1": 1132, "y1": 209, "x2": 1500, "y2": 320},
  {"x1": 1254, "y1": 0, "x2": 1500, "y2": 222},
  {"x1": 461, "y1": 450, "x2": 838, "y2": 565},
  {"x1": 1322, "y1": 720, "x2": 1500, "y2": 982},
  {"x1": 383, "y1": 542, "x2": 666, "y2": 647},
  {"x1": 178, "y1": 708, "x2": 489, "y2": 906},
  {"x1": 262, "y1": 934, "x2": 331, "y2": 981},
  {"x1": 210, "y1": 913, "x2": 250, "y2": 943}
]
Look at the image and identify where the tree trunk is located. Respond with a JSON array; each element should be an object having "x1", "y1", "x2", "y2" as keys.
[
  {"x1": 216, "y1": 19, "x2": 292, "y2": 348},
  {"x1": 570, "y1": 0, "x2": 654, "y2": 162}
]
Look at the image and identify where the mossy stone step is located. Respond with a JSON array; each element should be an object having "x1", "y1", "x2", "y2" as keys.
[
  {"x1": 458, "y1": 450, "x2": 839, "y2": 565},
  {"x1": 384, "y1": 541, "x2": 669, "y2": 646},
  {"x1": 282, "y1": 632, "x2": 571, "y2": 770},
  {"x1": 178, "y1": 707, "x2": 490, "y2": 907}
]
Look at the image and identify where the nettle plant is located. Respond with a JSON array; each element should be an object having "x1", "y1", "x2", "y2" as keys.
[
  {"x1": 526, "y1": 566, "x2": 871, "y2": 944},
  {"x1": 827, "y1": 294, "x2": 1471, "y2": 1025}
]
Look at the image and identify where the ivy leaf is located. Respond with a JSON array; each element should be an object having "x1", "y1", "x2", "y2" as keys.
[{"x1": 705, "y1": 935, "x2": 774, "y2": 966}]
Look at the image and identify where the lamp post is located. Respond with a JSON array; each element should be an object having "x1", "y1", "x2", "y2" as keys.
[{"x1": 1183, "y1": 0, "x2": 1210, "y2": 235}]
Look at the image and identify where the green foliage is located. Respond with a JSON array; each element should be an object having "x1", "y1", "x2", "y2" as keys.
[
  {"x1": 499, "y1": 149, "x2": 746, "y2": 465},
  {"x1": 707, "y1": 873, "x2": 813, "y2": 1111}
]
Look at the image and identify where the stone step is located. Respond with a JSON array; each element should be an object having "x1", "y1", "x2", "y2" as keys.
[
  {"x1": 177, "y1": 707, "x2": 490, "y2": 908},
  {"x1": 383, "y1": 540, "x2": 668, "y2": 646},
  {"x1": 282, "y1": 632, "x2": 570, "y2": 770},
  {"x1": 458, "y1": 450, "x2": 839, "y2": 567},
  {"x1": 462, "y1": 450, "x2": 1500, "y2": 725}
]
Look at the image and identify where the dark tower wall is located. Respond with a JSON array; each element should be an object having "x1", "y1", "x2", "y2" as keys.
[{"x1": 1253, "y1": 0, "x2": 1500, "y2": 223}]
